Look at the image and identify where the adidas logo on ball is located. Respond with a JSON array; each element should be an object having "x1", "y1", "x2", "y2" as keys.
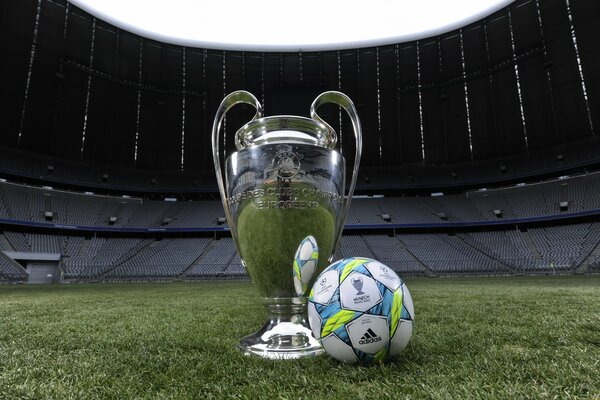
[{"x1": 359, "y1": 328, "x2": 382, "y2": 345}]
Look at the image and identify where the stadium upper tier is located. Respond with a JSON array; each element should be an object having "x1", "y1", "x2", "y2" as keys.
[
  {"x1": 0, "y1": 171, "x2": 599, "y2": 232},
  {"x1": 2, "y1": 138, "x2": 600, "y2": 194}
]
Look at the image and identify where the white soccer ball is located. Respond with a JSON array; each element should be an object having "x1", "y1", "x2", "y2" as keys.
[
  {"x1": 293, "y1": 236, "x2": 319, "y2": 296},
  {"x1": 308, "y1": 257, "x2": 414, "y2": 364}
]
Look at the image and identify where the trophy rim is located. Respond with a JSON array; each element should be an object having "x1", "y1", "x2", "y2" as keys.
[
  {"x1": 236, "y1": 115, "x2": 336, "y2": 150},
  {"x1": 225, "y1": 143, "x2": 344, "y2": 162}
]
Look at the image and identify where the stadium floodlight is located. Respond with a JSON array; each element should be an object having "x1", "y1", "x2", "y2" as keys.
[{"x1": 68, "y1": 0, "x2": 512, "y2": 51}]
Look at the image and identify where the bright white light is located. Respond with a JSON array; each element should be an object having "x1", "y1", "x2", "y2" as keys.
[{"x1": 68, "y1": 0, "x2": 512, "y2": 51}]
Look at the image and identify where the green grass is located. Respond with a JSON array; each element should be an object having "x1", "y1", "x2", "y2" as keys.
[
  {"x1": 1, "y1": 276, "x2": 599, "y2": 399},
  {"x1": 237, "y1": 200, "x2": 335, "y2": 297},
  {"x1": 235, "y1": 182, "x2": 337, "y2": 297}
]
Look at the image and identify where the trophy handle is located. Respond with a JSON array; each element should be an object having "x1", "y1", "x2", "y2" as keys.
[
  {"x1": 212, "y1": 90, "x2": 263, "y2": 234},
  {"x1": 310, "y1": 91, "x2": 363, "y2": 256}
]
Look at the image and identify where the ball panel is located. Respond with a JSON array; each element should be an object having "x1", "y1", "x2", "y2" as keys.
[
  {"x1": 339, "y1": 272, "x2": 382, "y2": 312},
  {"x1": 293, "y1": 275, "x2": 305, "y2": 297},
  {"x1": 368, "y1": 282, "x2": 394, "y2": 317},
  {"x1": 321, "y1": 333, "x2": 359, "y2": 363},
  {"x1": 307, "y1": 301, "x2": 322, "y2": 340},
  {"x1": 325, "y1": 259, "x2": 346, "y2": 272},
  {"x1": 402, "y1": 284, "x2": 414, "y2": 320},
  {"x1": 299, "y1": 239, "x2": 315, "y2": 260},
  {"x1": 365, "y1": 261, "x2": 402, "y2": 291},
  {"x1": 401, "y1": 305, "x2": 411, "y2": 320},
  {"x1": 310, "y1": 269, "x2": 339, "y2": 305},
  {"x1": 320, "y1": 308, "x2": 356, "y2": 338},
  {"x1": 300, "y1": 259, "x2": 317, "y2": 284},
  {"x1": 315, "y1": 297, "x2": 341, "y2": 321},
  {"x1": 346, "y1": 314, "x2": 390, "y2": 354},
  {"x1": 389, "y1": 320, "x2": 413, "y2": 357},
  {"x1": 390, "y1": 287, "x2": 403, "y2": 336},
  {"x1": 339, "y1": 258, "x2": 371, "y2": 283}
]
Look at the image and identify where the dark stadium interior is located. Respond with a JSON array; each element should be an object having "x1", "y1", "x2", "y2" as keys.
[{"x1": 1, "y1": 0, "x2": 600, "y2": 283}]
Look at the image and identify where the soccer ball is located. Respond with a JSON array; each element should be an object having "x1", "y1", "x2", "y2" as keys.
[
  {"x1": 293, "y1": 236, "x2": 319, "y2": 296},
  {"x1": 308, "y1": 257, "x2": 414, "y2": 363}
]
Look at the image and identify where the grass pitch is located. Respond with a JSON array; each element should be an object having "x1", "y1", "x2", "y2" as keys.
[{"x1": 1, "y1": 276, "x2": 599, "y2": 399}]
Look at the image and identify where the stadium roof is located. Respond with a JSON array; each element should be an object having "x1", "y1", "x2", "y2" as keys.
[{"x1": 67, "y1": 0, "x2": 514, "y2": 51}]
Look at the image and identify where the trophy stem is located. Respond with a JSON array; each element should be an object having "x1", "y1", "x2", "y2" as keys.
[{"x1": 238, "y1": 297, "x2": 324, "y2": 359}]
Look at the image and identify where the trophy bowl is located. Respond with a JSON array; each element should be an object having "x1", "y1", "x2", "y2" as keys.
[{"x1": 212, "y1": 90, "x2": 362, "y2": 359}]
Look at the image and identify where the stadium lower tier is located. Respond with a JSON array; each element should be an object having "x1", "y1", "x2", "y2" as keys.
[{"x1": 1, "y1": 221, "x2": 599, "y2": 283}]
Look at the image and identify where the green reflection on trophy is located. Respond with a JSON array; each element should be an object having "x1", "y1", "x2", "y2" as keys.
[{"x1": 212, "y1": 90, "x2": 362, "y2": 359}]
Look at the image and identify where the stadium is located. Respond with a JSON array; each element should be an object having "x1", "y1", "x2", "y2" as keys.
[{"x1": 0, "y1": 0, "x2": 598, "y2": 398}]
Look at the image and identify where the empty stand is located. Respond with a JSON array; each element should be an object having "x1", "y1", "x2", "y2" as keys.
[
  {"x1": 2, "y1": 171, "x2": 600, "y2": 282},
  {"x1": 0, "y1": 251, "x2": 27, "y2": 281}
]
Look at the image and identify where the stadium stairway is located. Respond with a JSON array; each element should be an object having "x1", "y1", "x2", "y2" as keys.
[
  {"x1": 393, "y1": 236, "x2": 434, "y2": 277},
  {"x1": 0, "y1": 233, "x2": 14, "y2": 251},
  {"x1": 152, "y1": 202, "x2": 186, "y2": 227},
  {"x1": 95, "y1": 201, "x2": 126, "y2": 226},
  {"x1": 0, "y1": 251, "x2": 28, "y2": 280},
  {"x1": 76, "y1": 238, "x2": 92, "y2": 256},
  {"x1": 577, "y1": 240, "x2": 600, "y2": 274},
  {"x1": 99, "y1": 239, "x2": 154, "y2": 278},
  {"x1": 179, "y1": 239, "x2": 231, "y2": 278},
  {"x1": 178, "y1": 243, "x2": 214, "y2": 279},
  {"x1": 455, "y1": 233, "x2": 518, "y2": 274},
  {"x1": 519, "y1": 229, "x2": 543, "y2": 260}
]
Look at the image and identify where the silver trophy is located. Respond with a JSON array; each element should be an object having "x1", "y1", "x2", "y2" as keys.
[{"x1": 212, "y1": 90, "x2": 362, "y2": 359}]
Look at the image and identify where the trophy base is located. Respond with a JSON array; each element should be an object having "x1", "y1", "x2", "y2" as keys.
[{"x1": 238, "y1": 297, "x2": 324, "y2": 360}]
